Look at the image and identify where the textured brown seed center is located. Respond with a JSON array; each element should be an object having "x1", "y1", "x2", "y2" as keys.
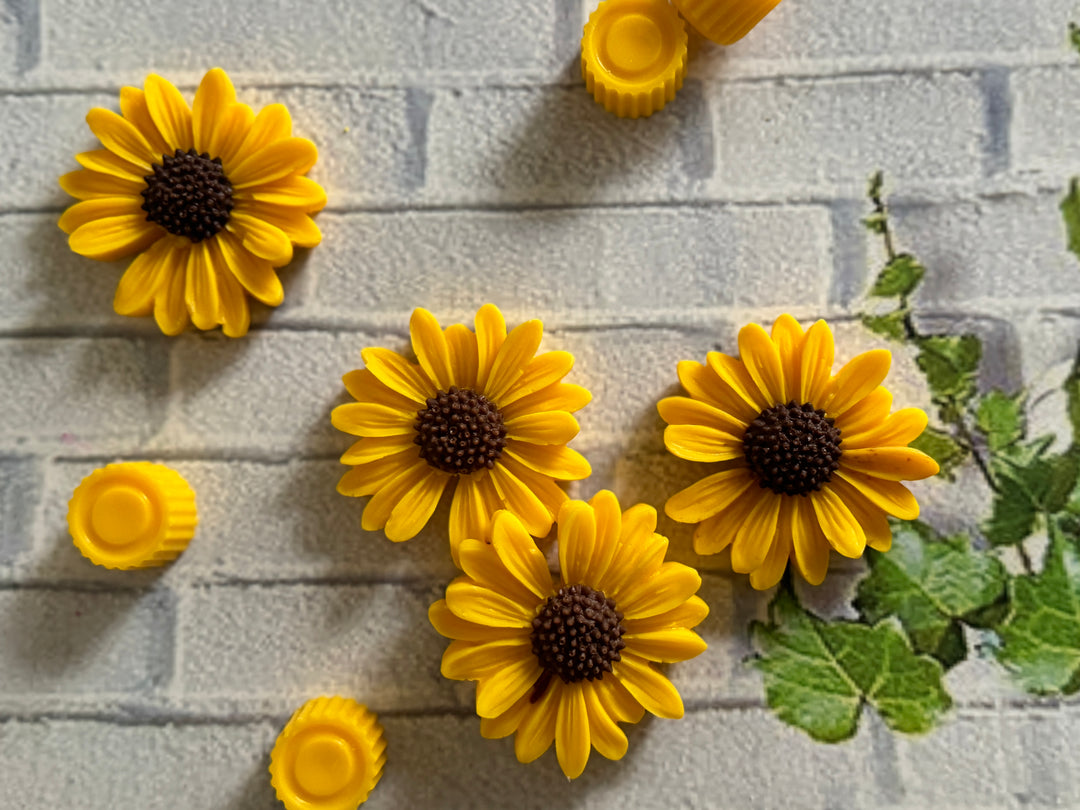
[
  {"x1": 141, "y1": 148, "x2": 234, "y2": 242},
  {"x1": 529, "y1": 584, "x2": 625, "y2": 701},
  {"x1": 742, "y1": 401, "x2": 842, "y2": 496},
  {"x1": 414, "y1": 386, "x2": 507, "y2": 475}
]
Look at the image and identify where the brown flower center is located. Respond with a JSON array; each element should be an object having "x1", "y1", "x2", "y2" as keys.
[
  {"x1": 743, "y1": 401, "x2": 842, "y2": 496},
  {"x1": 529, "y1": 584, "x2": 625, "y2": 701},
  {"x1": 414, "y1": 386, "x2": 507, "y2": 475},
  {"x1": 141, "y1": 148, "x2": 234, "y2": 242}
]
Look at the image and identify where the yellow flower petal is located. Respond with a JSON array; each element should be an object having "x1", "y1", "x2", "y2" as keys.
[
  {"x1": 341, "y1": 368, "x2": 419, "y2": 413},
  {"x1": 664, "y1": 467, "x2": 755, "y2": 524},
  {"x1": 230, "y1": 137, "x2": 318, "y2": 189},
  {"x1": 409, "y1": 308, "x2": 454, "y2": 391},
  {"x1": 69, "y1": 215, "x2": 162, "y2": 262},
  {"x1": 663, "y1": 424, "x2": 743, "y2": 463},
  {"x1": 341, "y1": 434, "x2": 417, "y2": 465},
  {"x1": 184, "y1": 240, "x2": 220, "y2": 331},
  {"x1": 790, "y1": 496, "x2": 830, "y2": 585},
  {"x1": 504, "y1": 444, "x2": 591, "y2": 481},
  {"x1": 86, "y1": 108, "x2": 154, "y2": 170},
  {"x1": 593, "y1": 674, "x2": 645, "y2": 724},
  {"x1": 192, "y1": 68, "x2": 237, "y2": 158},
  {"x1": 657, "y1": 395, "x2": 747, "y2": 433},
  {"x1": 331, "y1": 402, "x2": 414, "y2": 438},
  {"x1": 226, "y1": 211, "x2": 293, "y2": 266},
  {"x1": 691, "y1": 491, "x2": 757, "y2": 555},
  {"x1": 144, "y1": 74, "x2": 193, "y2": 151},
  {"x1": 360, "y1": 461, "x2": 428, "y2": 533},
  {"x1": 811, "y1": 485, "x2": 867, "y2": 558},
  {"x1": 588, "y1": 490, "x2": 621, "y2": 589},
  {"x1": 829, "y1": 477, "x2": 893, "y2": 552},
  {"x1": 336, "y1": 450, "x2": 419, "y2": 497},
  {"x1": 113, "y1": 235, "x2": 173, "y2": 316},
  {"x1": 615, "y1": 655, "x2": 683, "y2": 719},
  {"x1": 834, "y1": 385, "x2": 893, "y2": 436},
  {"x1": 480, "y1": 691, "x2": 532, "y2": 740},
  {"x1": 446, "y1": 323, "x2": 479, "y2": 390},
  {"x1": 153, "y1": 245, "x2": 189, "y2": 335},
  {"x1": 361, "y1": 347, "x2": 435, "y2": 404},
  {"x1": 555, "y1": 683, "x2": 591, "y2": 779},
  {"x1": 730, "y1": 490, "x2": 782, "y2": 574},
  {"x1": 558, "y1": 500, "x2": 596, "y2": 587},
  {"x1": 623, "y1": 595, "x2": 709, "y2": 634},
  {"x1": 492, "y1": 510, "x2": 554, "y2": 599},
  {"x1": 504, "y1": 411, "x2": 579, "y2": 445},
  {"x1": 485, "y1": 319, "x2": 542, "y2": 402},
  {"x1": 489, "y1": 464, "x2": 554, "y2": 538},
  {"x1": 215, "y1": 267, "x2": 252, "y2": 338},
  {"x1": 247, "y1": 206, "x2": 322, "y2": 249},
  {"x1": 441, "y1": 637, "x2": 532, "y2": 680},
  {"x1": 707, "y1": 351, "x2": 771, "y2": 414},
  {"x1": 827, "y1": 349, "x2": 892, "y2": 417},
  {"x1": 474, "y1": 303, "x2": 507, "y2": 391},
  {"x1": 429, "y1": 599, "x2": 519, "y2": 643},
  {"x1": 76, "y1": 148, "x2": 145, "y2": 182},
  {"x1": 119, "y1": 86, "x2": 171, "y2": 158},
  {"x1": 234, "y1": 175, "x2": 327, "y2": 210},
  {"x1": 59, "y1": 196, "x2": 146, "y2": 235},
  {"x1": 749, "y1": 506, "x2": 793, "y2": 591},
  {"x1": 800, "y1": 320, "x2": 834, "y2": 404},
  {"x1": 677, "y1": 359, "x2": 758, "y2": 423},
  {"x1": 476, "y1": 653, "x2": 543, "y2": 719},
  {"x1": 624, "y1": 627, "x2": 707, "y2": 662},
  {"x1": 449, "y1": 475, "x2": 493, "y2": 561},
  {"x1": 739, "y1": 322, "x2": 786, "y2": 405},
  {"x1": 583, "y1": 685, "x2": 628, "y2": 762},
  {"x1": 385, "y1": 468, "x2": 449, "y2": 541},
  {"x1": 215, "y1": 230, "x2": 284, "y2": 306},
  {"x1": 499, "y1": 456, "x2": 569, "y2": 524},
  {"x1": 447, "y1": 581, "x2": 535, "y2": 628},
  {"x1": 499, "y1": 351, "x2": 574, "y2": 406},
  {"x1": 844, "y1": 407, "x2": 929, "y2": 450},
  {"x1": 59, "y1": 169, "x2": 143, "y2": 201},
  {"x1": 216, "y1": 102, "x2": 257, "y2": 168},
  {"x1": 239, "y1": 103, "x2": 293, "y2": 155},
  {"x1": 771, "y1": 314, "x2": 805, "y2": 396},
  {"x1": 604, "y1": 504, "x2": 663, "y2": 596},
  {"x1": 842, "y1": 446, "x2": 940, "y2": 481},
  {"x1": 619, "y1": 562, "x2": 701, "y2": 621},
  {"x1": 499, "y1": 383, "x2": 591, "y2": 420},
  {"x1": 458, "y1": 538, "x2": 537, "y2": 607},
  {"x1": 514, "y1": 679, "x2": 560, "y2": 763},
  {"x1": 835, "y1": 469, "x2": 919, "y2": 521}
]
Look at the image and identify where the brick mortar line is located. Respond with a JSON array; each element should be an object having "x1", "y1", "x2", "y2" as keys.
[{"x1": 0, "y1": 47, "x2": 1076, "y2": 95}]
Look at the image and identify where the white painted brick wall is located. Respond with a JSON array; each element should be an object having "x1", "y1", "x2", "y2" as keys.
[{"x1": 2, "y1": 0, "x2": 1079, "y2": 806}]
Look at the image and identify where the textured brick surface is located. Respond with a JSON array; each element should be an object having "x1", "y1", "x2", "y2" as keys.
[{"x1": 1, "y1": 0, "x2": 1078, "y2": 806}]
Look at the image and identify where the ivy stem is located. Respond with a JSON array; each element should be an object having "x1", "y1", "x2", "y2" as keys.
[
  {"x1": 870, "y1": 187, "x2": 898, "y2": 262},
  {"x1": 954, "y1": 419, "x2": 1000, "y2": 494}
]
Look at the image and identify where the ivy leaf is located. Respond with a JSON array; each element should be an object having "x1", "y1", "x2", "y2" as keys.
[
  {"x1": 1064, "y1": 178, "x2": 1080, "y2": 262},
  {"x1": 861, "y1": 310, "x2": 909, "y2": 342},
  {"x1": 854, "y1": 523, "x2": 1008, "y2": 669},
  {"x1": 996, "y1": 520, "x2": 1080, "y2": 694},
  {"x1": 1071, "y1": 23, "x2": 1080, "y2": 58},
  {"x1": 975, "y1": 391, "x2": 1025, "y2": 453},
  {"x1": 750, "y1": 589, "x2": 952, "y2": 742},
  {"x1": 984, "y1": 447, "x2": 1080, "y2": 545},
  {"x1": 983, "y1": 480, "x2": 1039, "y2": 546},
  {"x1": 909, "y1": 426, "x2": 968, "y2": 481},
  {"x1": 916, "y1": 334, "x2": 982, "y2": 420},
  {"x1": 871, "y1": 254, "x2": 926, "y2": 298}
]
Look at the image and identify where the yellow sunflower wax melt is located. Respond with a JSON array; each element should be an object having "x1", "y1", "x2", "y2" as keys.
[
  {"x1": 59, "y1": 68, "x2": 326, "y2": 337},
  {"x1": 671, "y1": 0, "x2": 784, "y2": 46},
  {"x1": 660, "y1": 315, "x2": 940, "y2": 590},
  {"x1": 331, "y1": 304, "x2": 592, "y2": 565},
  {"x1": 581, "y1": 0, "x2": 688, "y2": 119},
  {"x1": 430, "y1": 498, "x2": 708, "y2": 779},
  {"x1": 67, "y1": 462, "x2": 197, "y2": 570},
  {"x1": 270, "y1": 696, "x2": 386, "y2": 810}
]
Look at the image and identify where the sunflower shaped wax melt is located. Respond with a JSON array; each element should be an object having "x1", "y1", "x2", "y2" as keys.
[
  {"x1": 59, "y1": 68, "x2": 326, "y2": 337},
  {"x1": 660, "y1": 315, "x2": 939, "y2": 589},
  {"x1": 430, "y1": 496, "x2": 708, "y2": 779},
  {"x1": 671, "y1": 0, "x2": 784, "y2": 46}
]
